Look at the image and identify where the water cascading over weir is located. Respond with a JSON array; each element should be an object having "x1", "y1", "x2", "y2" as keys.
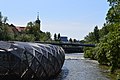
[{"x1": 0, "y1": 41, "x2": 65, "y2": 80}]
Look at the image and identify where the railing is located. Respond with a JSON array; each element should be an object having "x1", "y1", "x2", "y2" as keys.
[{"x1": 35, "y1": 41, "x2": 96, "y2": 47}]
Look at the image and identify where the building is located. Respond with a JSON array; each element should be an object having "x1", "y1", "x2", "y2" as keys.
[
  {"x1": 16, "y1": 13, "x2": 41, "y2": 33},
  {"x1": 35, "y1": 12, "x2": 41, "y2": 31},
  {"x1": 16, "y1": 26, "x2": 26, "y2": 32},
  {"x1": 60, "y1": 36, "x2": 68, "y2": 42}
]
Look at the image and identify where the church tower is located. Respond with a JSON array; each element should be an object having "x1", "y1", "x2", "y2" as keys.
[{"x1": 35, "y1": 12, "x2": 41, "y2": 31}]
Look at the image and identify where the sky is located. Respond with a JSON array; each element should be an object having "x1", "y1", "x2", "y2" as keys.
[{"x1": 0, "y1": 0, "x2": 109, "y2": 40}]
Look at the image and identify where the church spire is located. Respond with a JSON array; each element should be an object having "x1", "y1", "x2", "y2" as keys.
[
  {"x1": 37, "y1": 12, "x2": 39, "y2": 20},
  {"x1": 35, "y1": 12, "x2": 41, "y2": 31},
  {"x1": 36, "y1": 12, "x2": 40, "y2": 24}
]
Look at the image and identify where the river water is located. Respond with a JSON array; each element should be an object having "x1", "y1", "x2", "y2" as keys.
[{"x1": 53, "y1": 53, "x2": 111, "y2": 80}]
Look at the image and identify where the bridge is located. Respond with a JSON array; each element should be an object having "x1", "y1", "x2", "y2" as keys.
[
  {"x1": 46, "y1": 42, "x2": 95, "y2": 47},
  {"x1": 36, "y1": 41, "x2": 95, "y2": 47},
  {"x1": 36, "y1": 42, "x2": 95, "y2": 53}
]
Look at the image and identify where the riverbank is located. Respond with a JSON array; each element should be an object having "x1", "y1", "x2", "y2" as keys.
[{"x1": 99, "y1": 65, "x2": 120, "y2": 80}]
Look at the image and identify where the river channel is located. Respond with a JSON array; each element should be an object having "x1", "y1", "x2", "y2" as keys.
[{"x1": 53, "y1": 53, "x2": 111, "y2": 80}]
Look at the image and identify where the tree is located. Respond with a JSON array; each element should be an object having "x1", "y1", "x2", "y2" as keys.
[
  {"x1": 106, "y1": 0, "x2": 120, "y2": 24},
  {"x1": 84, "y1": 32, "x2": 95, "y2": 43},
  {"x1": 26, "y1": 22, "x2": 41, "y2": 41},
  {"x1": 0, "y1": 12, "x2": 4, "y2": 40},
  {"x1": 96, "y1": 42, "x2": 109, "y2": 65},
  {"x1": 3, "y1": 16, "x2": 8, "y2": 24},
  {"x1": 69, "y1": 38, "x2": 72, "y2": 42},
  {"x1": 107, "y1": 0, "x2": 119, "y2": 6},
  {"x1": 96, "y1": 31, "x2": 120, "y2": 73},
  {"x1": 54, "y1": 33, "x2": 57, "y2": 41},
  {"x1": 73, "y1": 39, "x2": 77, "y2": 42},
  {"x1": 94, "y1": 26, "x2": 100, "y2": 43},
  {"x1": 25, "y1": 21, "x2": 52, "y2": 41},
  {"x1": 16, "y1": 34, "x2": 35, "y2": 42},
  {"x1": 0, "y1": 12, "x2": 14, "y2": 41},
  {"x1": 39, "y1": 32, "x2": 51, "y2": 41},
  {"x1": 46, "y1": 32, "x2": 51, "y2": 41},
  {"x1": 58, "y1": 33, "x2": 61, "y2": 41},
  {"x1": 83, "y1": 0, "x2": 120, "y2": 74},
  {"x1": 99, "y1": 25, "x2": 109, "y2": 38},
  {"x1": 0, "y1": 12, "x2": 3, "y2": 26}
]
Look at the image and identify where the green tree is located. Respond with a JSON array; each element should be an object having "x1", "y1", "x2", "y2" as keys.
[
  {"x1": 84, "y1": 32, "x2": 95, "y2": 43},
  {"x1": 73, "y1": 39, "x2": 77, "y2": 42},
  {"x1": 0, "y1": 12, "x2": 4, "y2": 40},
  {"x1": 0, "y1": 12, "x2": 14, "y2": 41},
  {"x1": 99, "y1": 25, "x2": 109, "y2": 38},
  {"x1": 26, "y1": 22, "x2": 41, "y2": 41},
  {"x1": 3, "y1": 16, "x2": 8, "y2": 24},
  {"x1": 107, "y1": 0, "x2": 119, "y2": 6},
  {"x1": 0, "y1": 12, "x2": 3, "y2": 26},
  {"x1": 16, "y1": 34, "x2": 35, "y2": 42},
  {"x1": 96, "y1": 31, "x2": 120, "y2": 73},
  {"x1": 96, "y1": 42, "x2": 109, "y2": 65},
  {"x1": 83, "y1": 0, "x2": 120, "y2": 74},
  {"x1": 46, "y1": 32, "x2": 51, "y2": 41},
  {"x1": 26, "y1": 21, "x2": 52, "y2": 42},
  {"x1": 106, "y1": 0, "x2": 120, "y2": 24},
  {"x1": 58, "y1": 33, "x2": 61, "y2": 41},
  {"x1": 26, "y1": 22, "x2": 34, "y2": 34},
  {"x1": 69, "y1": 38, "x2": 72, "y2": 42},
  {"x1": 94, "y1": 26, "x2": 100, "y2": 43},
  {"x1": 39, "y1": 32, "x2": 51, "y2": 41},
  {"x1": 54, "y1": 33, "x2": 57, "y2": 41}
]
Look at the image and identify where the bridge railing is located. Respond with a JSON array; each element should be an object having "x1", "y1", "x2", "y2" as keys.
[{"x1": 35, "y1": 41, "x2": 96, "y2": 47}]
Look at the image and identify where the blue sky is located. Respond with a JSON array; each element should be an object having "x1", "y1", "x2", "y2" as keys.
[{"x1": 0, "y1": 0, "x2": 109, "y2": 40}]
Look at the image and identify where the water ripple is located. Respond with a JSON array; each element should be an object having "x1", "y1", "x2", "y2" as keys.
[{"x1": 53, "y1": 53, "x2": 110, "y2": 80}]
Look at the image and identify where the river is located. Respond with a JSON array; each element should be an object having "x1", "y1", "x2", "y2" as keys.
[{"x1": 53, "y1": 53, "x2": 111, "y2": 80}]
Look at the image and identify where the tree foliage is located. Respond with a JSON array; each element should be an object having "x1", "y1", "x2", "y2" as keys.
[
  {"x1": 0, "y1": 12, "x2": 14, "y2": 41},
  {"x1": 0, "y1": 12, "x2": 52, "y2": 42},
  {"x1": 54, "y1": 33, "x2": 57, "y2": 41},
  {"x1": 53, "y1": 33, "x2": 61, "y2": 41},
  {"x1": 83, "y1": 0, "x2": 120, "y2": 73},
  {"x1": 94, "y1": 26, "x2": 100, "y2": 43},
  {"x1": 84, "y1": 26, "x2": 100, "y2": 43},
  {"x1": 58, "y1": 33, "x2": 61, "y2": 41}
]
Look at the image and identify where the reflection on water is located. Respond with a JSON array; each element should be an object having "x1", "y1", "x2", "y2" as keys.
[{"x1": 53, "y1": 53, "x2": 110, "y2": 80}]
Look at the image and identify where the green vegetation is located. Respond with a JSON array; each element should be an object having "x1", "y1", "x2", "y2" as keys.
[
  {"x1": 25, "y1": 21, "x2": 52, "y2": 41},
  {"x1": 83, "y1": 0, "x2": 120, "y2": 76},
  {"x1": 0, "y1": 12, "x2": 52, "y2": 42},
  {"x1": 0, "y1": 12, "x2": 14, "y2": 41},
  {"x1": 53, "y1": 33, "x2": 61, "y2": 42}
]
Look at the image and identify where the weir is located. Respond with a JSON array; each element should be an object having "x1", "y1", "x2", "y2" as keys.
[{"x1": 0, "y1": 41, "x2": 65, "y2": 80}]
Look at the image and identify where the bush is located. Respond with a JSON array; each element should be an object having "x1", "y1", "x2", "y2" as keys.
[
  {"x1": 15, "y1": 34, "x2": 35, "y2": 42},
  {"x1": 84, "y1": 47, "x2": 97, "y2": 60}
]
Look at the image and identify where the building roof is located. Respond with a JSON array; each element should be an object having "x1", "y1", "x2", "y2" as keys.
[{"x1": 16, "y1": 26, "x2": 26, "y2": 32}]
